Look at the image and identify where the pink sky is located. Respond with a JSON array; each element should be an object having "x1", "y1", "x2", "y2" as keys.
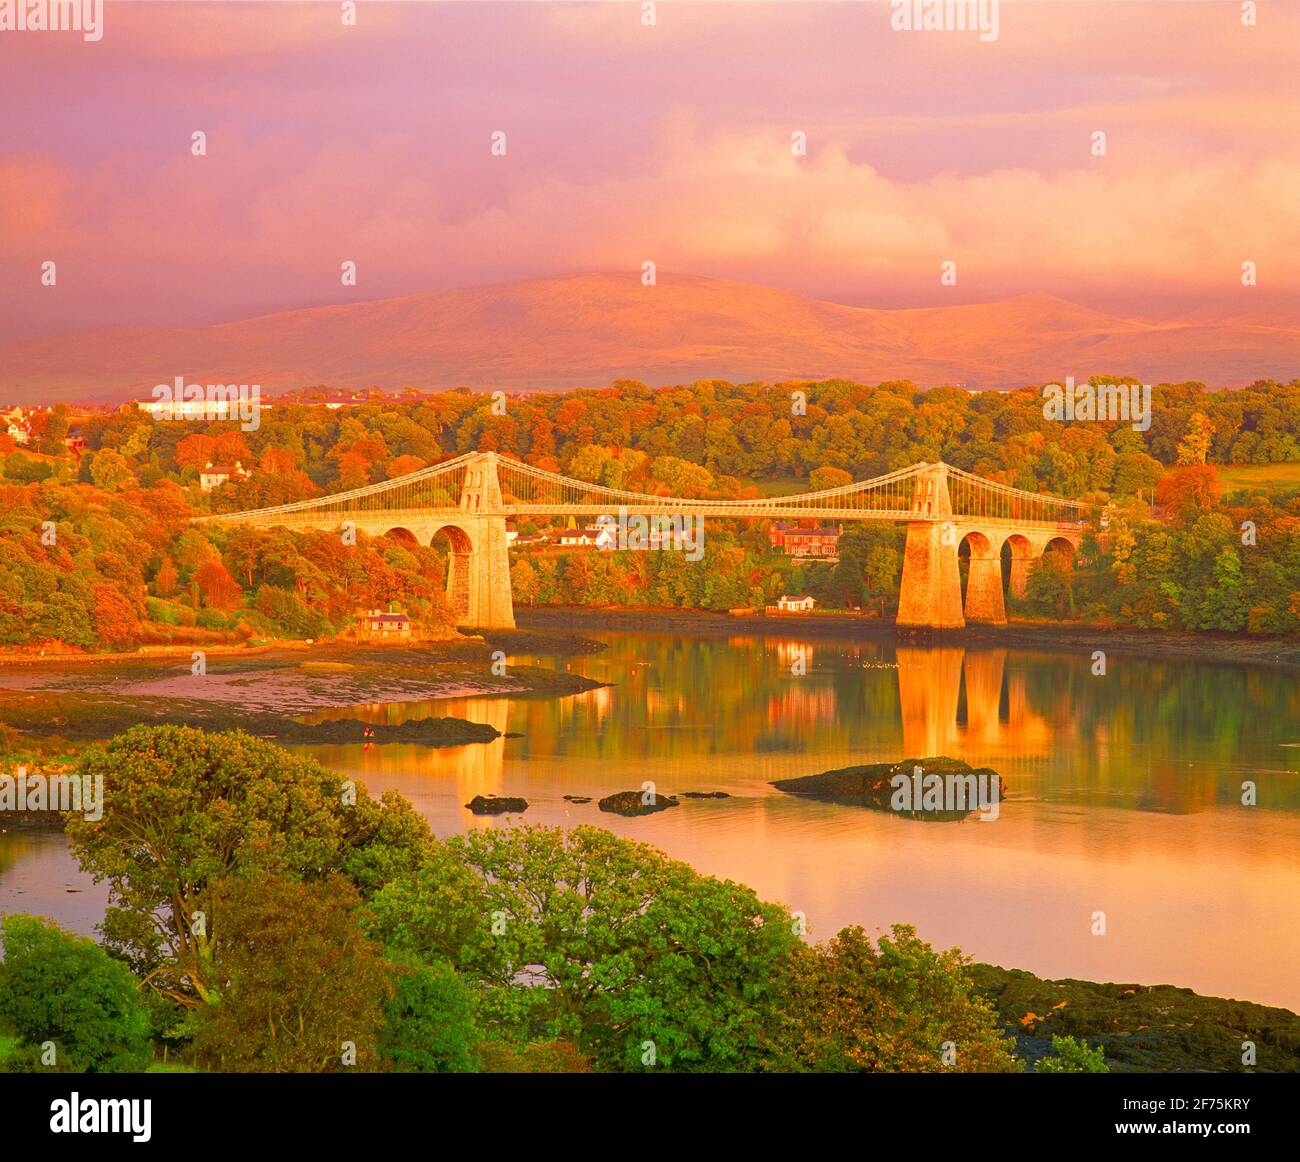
[{"x1": 1, "y1": 0, "x2": 1297, "y2": 342}]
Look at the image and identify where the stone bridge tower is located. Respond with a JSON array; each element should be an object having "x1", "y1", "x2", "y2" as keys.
[
  {"x1": 446, "y1": 452, "x2": 515, "y2": 630},
  {"x1": 896, "y1": 463, "x2": 965, "y2": 630}
]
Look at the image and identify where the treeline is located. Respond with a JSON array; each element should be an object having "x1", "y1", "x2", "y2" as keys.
[
  {"x1": 0, "y1": 725, "x2": 1097, "y2": 1074},
  {"x1": 511, "y1": 523, "x2": 904, "y2": 613},
  {"x1": 5, "y1": 378, "x2": 1300, "y2": 646},
  {"x1": 7, "y1": 377, "x2": 1300, "y2": 506},
  {"x1": 0, "y1": 480, "x2": 452, "y2": 651},
  {"x1": 511, "y1": 467, "x2": 1300, "y2": 635},
  {"x1": 1020, "y1": 465, "x2": 1300, "y2": 633}
]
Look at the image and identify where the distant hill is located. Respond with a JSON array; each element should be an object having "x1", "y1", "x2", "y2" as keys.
[{"x1": 1, "y1": 272, "x2": 1296, "y2": 405}]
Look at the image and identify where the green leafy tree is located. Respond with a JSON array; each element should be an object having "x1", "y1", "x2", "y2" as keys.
[
  {"x1": 89, "y1": 447, "x2": 133, "y2": 491},
  {"x1": 380, "y1": 954, "x2": 480, "y2": 1073},
  {"x1": 381, "y1": 825, "x2": 800, "y2": 1071},
  {"x1": 1023, "y1": 546, "x2": 1075, "y2": 618},
  {"x1": 66, "y1": 726, "x2": 430, "y2": 1008},
  {"x1": 769, "y1": 925, "x2": 1021, "y2": 1073},
  {"x1": 191, "y1": 875, "x2": 390, "y2": 1072},
  {"x1": 1036, "y1": 1034, "x2": 1109, "y2": 1073},
  {"x1": 363, "y1": 841, "x2": 494, "y2": 972},
  {"x1": 4, "y1": 454, "x2": 54, "y2": 483},
  {"x1": 0, "y1": 914, "x2": 152, "y2": 1072}
]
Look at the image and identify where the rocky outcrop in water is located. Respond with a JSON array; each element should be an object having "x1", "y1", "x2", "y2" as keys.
[
  {"x1": 598, "y1": 790, "x2": 679, "y2": 817},
  {"x1": 281, "y1": 716, "x2": 503, "y2": 745},
  {"x1": 464, "y1": 795, "x2": 529, "y2": 815},
  {"x1": 771, "y1": 756, "x2": 1004, "y2": 822}
]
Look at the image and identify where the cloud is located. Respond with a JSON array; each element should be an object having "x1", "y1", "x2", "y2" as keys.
[{"x1": 1, "y1": 0, "x2": 1296, "y2": 339}]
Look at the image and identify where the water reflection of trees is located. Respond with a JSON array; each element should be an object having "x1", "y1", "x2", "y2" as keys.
[{"x1": 310, "y1": 633, "x2": 1300, "y2": 816}]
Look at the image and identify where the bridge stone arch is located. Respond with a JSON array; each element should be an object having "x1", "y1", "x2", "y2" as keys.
[
  {"x1": 429, "y1": 522, "x2": 477, "y2": 622},
  {"x1": 382, "y1": 526, "x2": 421, "y2": 546},
  {"x1": 896, "y1": 464, "x2": 1089, "y2": 631},
  {"x1": 1002, "y1": 533, "x2": 1035, "y2": 599},
  {"x1": 1042, "y1": 534, "x2": 1080, "y2": 561},
  {"x1": 958, "y1": 530, "x2": 1006, "y2": 626}
]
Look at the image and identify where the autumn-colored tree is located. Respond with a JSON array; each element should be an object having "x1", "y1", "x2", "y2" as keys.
[
  {"x1": 808, "y1": 465, "x2": 854, "y2": 492},
  {"x1": 478, "y1": 1039, "x2": 593, "y2": 1073},
  {"x1": 1155, "y1": 463, "x2": 1221, "y2": 523},
  {"x1": 258, "y1": 446, "x2": 299, "y2": 476},
  {"x1": 153, "y1": 556, "x2": 179, "y2": 597},
  {"x1": 531, "y1": 415, "x2": 556, "y2": 459},
  {"x1": 92, "y1": 583, "x2": 139, "y2": 649},
  {"x1": 174, "y1": 433, "x2": 216, "y2": 470},
  {"x1": 336, "y1": 449, "x2": 372, "y2": 491},
  {"x1": 195, "y1": 556, "x2": 242, "y2": 611},
  {"x1": 209, "y1": 429, "x2": 252, "y2": 464},
  {"x1": 387, "y1": 454, "x2": 426, "y2": 479},
  {"x1": 348, "y1": 436, "x2": 389, "y2": 463}
]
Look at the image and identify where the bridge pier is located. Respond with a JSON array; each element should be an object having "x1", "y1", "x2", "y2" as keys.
[
  {"x1": 897, "y1": 464, "x2": 965, "y2": 631},
  {"x1": 963, "y1": 545, "x2": 1007, "y2": 626},
  {"x1": 1005, "y1": 535, "x2": 1034, "y2": 600},
  {"x1": 897, "y1": 521, "x2": 965, "y2": 631}
]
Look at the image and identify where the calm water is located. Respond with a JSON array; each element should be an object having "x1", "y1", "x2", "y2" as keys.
[{"x1": 4, "y1": 630, "x2": 1300, "y2": 1009}]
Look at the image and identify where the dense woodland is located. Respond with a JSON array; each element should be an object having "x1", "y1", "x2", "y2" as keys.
[{"x1": 4, "y1": 376, "x2": 1300, "y2": 649}]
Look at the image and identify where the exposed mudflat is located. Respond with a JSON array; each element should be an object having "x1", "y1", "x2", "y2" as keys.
[{"x1": 0, "y1": 634, "x2": 608, "y2": 747}]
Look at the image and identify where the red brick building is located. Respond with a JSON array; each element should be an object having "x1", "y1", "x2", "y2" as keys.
[{"x1": 769, "y1": 523, "x2": 841, "y2": 558}]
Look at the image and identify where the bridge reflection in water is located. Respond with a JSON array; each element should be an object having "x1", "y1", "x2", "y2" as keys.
[
  {"x1": 305, "y1": 639, "x2": 1069, "y2": 804},
  {"x1": 268, "y1": 633, "x2": 1300, "y2": 1009},
  {"x1": 895, "y1": 646, "x2": 1059, "y2": 770}
]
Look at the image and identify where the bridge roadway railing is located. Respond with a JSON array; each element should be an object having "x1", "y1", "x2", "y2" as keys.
[{"x1": 214, "y1": 504, "x2": 1086, "y2": 531}]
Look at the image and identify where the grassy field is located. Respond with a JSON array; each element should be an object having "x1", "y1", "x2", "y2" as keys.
[
  {"x1": 1218, "y1": 462, "x2": 1300, "y2": 497},
  {"x1": 740, "y1": 475, "x2": 809, "y2": 497}
]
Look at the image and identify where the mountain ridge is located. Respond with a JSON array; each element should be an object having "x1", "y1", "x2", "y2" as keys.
[{"x1": 2, "y1": 272, "x2": 1296, "y2": 405}]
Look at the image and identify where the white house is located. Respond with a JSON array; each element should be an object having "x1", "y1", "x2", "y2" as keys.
[
  {"x1": 4, "y1": 406, "x2": 30, "y2": 445},
  {"x1": 559, "y1": 524, "x2": 607, "y2": 547},
  {"x1": 199, "y1": 460, "x2": 251, "y2": 492},
  {"x1": 777, "y1": 595, "x2": 817, "y2": 612}
]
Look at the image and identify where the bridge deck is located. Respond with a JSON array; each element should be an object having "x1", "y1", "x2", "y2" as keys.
[{"x1": 212, "y1": 505, "x2": 1085, "y2": 530}]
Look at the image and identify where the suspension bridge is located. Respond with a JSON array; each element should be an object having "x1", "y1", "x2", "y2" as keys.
[{"x1": 202, "y1": 451, "x2": 1088, "y2": 630}]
